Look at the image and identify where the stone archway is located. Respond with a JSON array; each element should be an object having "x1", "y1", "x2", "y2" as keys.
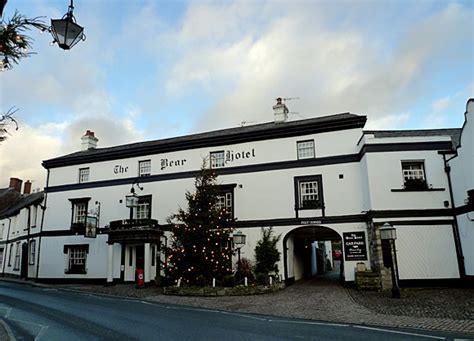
[{"x1": 283, "y1": 225, "x2": 343, "y2": 285}]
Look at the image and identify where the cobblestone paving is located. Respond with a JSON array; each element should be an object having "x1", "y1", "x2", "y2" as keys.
[{"x1": 348, "y1": 286, "x2": 474, "y2": 320}]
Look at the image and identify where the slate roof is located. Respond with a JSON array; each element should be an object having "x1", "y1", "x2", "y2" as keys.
[
  {"x1": 363, "y1": 129, "x2": 462, "y2": 149},
  {"x1": 0, "y1": 188, "x2": 23, "y2": 214},
  {"x1": 43, "y1": 113, "x2": 367, "y2": 168},
  {"x1": 0, "y1": 191, "x2": 44, "y2": 219}
]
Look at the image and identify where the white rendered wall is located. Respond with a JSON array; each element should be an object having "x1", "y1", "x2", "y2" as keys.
[
  {"x1": 364, "y1": 150, "x2": 451, "y2": 210},
  {"x1": 38, "y1": 235, "x2": 109, "y2": 278},
  {"x1": 47, "y1": 128, "x2": 364, "y2": 187},
  {"x1": 395, "y1": 225, "x2": 460, "y2": 279},
  {"x1": 450, "y1": 99, "x2": 474, "y2": 275}
]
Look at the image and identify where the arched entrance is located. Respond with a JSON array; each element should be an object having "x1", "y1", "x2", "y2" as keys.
[{"x1": 283, "y1": 225, "x2": 343, "y2": 285}]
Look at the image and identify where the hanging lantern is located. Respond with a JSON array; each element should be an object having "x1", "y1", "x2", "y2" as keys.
[{"x1": 50, "y1": 0, "x2": 85, "y2": 50}]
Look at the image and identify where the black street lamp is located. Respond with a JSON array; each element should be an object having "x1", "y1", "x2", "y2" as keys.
[
  {"x1": 50, "y1": 0, "x2": 85, "y2": 50},
  {"x1": 380, "y1": 222, "x2": 401, "y2": 298},
  {"x1": 233, "y1": 231, "x2": 246, "y2": 280}
]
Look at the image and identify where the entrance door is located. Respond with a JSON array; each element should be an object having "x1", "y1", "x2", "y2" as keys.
[
  {"x1": 124, "y1": 244, "x2": 145, "y2": 282},
  {"x1": 20, "y1": 242, "x2": 28, "y2": 279},
  {"x1": 124, "y1": 245, "x2": 136, "y2": 281}
]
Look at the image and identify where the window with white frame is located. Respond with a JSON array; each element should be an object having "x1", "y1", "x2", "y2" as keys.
[
  {"x1": 0, "y1": 223, "x2": 4, "y2": 240},
  {"x1": 78, "y1": 168, "x2": 90, "y2": 183},
  {"x1": 299, "y1": 181, "x2": 319, "y2": 208},
  {"x1": 65, "y1": 245, "x2": 88, "y2": 274},
  {"x1": 136, "y1": 196, "x2": 151, "y2": 220},
  {"x1": 73, "y1": 202, "x2": 87, "y2": 224},
  {"x1": 69, "y1": 198, "x2": 90, "y2": 231},
  {"x1": 139, "y1": 160, "x2": 151, "y2": 177},
  {"x1": 13, "y1": 242, "x2": 20, "y2": 270},
  {"x1": 29, "y1": 240, "x2": 36, "y2": 265},
  {"x1": 8, "y1": 244, "x2": 12, "y2": 266},
  {"x1": 401, "y1": 161, "x2": 427, "y2": 189},
  {"x1": 216, "y1": 192, "x2": 233, "y2": 216},
  {"x1": 295, "y1": 175, "x2": 323, "y2": 210},
  {"x1": 30, "y1": 205, "x2": 38, "y2": 228},
  {"x1": 0, "y1": 248, "x2": 4, "y2": 270},
  {"x1": 210, "y1": 151, "x2": 225, "y2": 168},
  {"x1": 297, "y1": 140, "x2": 315, "y2": 159}
]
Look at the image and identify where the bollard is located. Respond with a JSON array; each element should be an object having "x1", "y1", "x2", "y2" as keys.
[
  {"x1": 177, "y1": 278, "x2": 181, "y2": 287},
  {"x1": 269, "y1": 276, "x2": 273, "y2": 285},
  {"x1": 244, "y1": 277, "x2": 248, "y2": 286},
  {"x1": 212, "y1": 278, "x2": 216, "y2": 288}
]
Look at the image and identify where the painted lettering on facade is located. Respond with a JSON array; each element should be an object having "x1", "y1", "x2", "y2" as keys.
[
  {"x1": 114, "y1": 165, "x2": 128, "y2": 174},
  {"x1": 300, "y1": 220, "x2": 322, "y2": 225},
  {"x1": 161, "y1": 158, "x2": 187, "y2": 170},
  {"x1": 225, "y1": 148, "x2": 256, "y2": 164}
]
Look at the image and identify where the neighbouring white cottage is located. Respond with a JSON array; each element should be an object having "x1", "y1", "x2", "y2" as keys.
[
  {"x1": 0, "y1": 178, "x2": 44, "y2": 279},
  {"x1": 2, "y1": 98, "x2": 472, "y2": 286}
]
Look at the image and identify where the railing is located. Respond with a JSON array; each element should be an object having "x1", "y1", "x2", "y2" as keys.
[{"x1": 108, "y1": 219, "x2": 159, "y2": 231}]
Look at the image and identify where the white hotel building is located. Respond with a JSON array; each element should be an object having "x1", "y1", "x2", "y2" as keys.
[{"x1": 2, "y1": 98, "x2": 473, "y2": 286}]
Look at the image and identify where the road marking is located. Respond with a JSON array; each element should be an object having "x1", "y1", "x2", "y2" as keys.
[
  {"x1": 353, "y1": 325, "x2": 445, "y2": 339},
  {"x1": 35, "y1": 325, "x2": 49, "y2": 341},
  {"x1": 0, "y1": 306, "x2": 13, "y2": 318},
  {"x1": 219, "y1": 311, "x2": 268, "y2": 321},
  {"x1": 268, "y1": 319, "x2": 349, "y2": 327},
  {"x1": 140, "y1": 301, "x2": 155, "y2": 305}
]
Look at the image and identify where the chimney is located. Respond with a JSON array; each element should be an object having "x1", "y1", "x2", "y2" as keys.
[
  {"x1": 81, "y1": 130, "x2": 98, "y2": 151},
  {"x1": 23, "y1": 180, "x2": 32, "y2": 194},
  {"x1": 9, "y1": 177, "x2": 22, "y2": 193},
  {"x1": 273, "y1": 97, "x2": 289, "y2": 123}
]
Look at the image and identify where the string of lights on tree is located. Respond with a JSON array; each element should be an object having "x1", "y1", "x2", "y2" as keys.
[
  {"x1": 0, "y1": 11, "x2": 49, "y2": 71},
  {"x1": 164, "y1": 164, "x2": 236, "y2": 286},
  {"x1": 0, "y1": 0, "x2": 86, "y2": 71}
]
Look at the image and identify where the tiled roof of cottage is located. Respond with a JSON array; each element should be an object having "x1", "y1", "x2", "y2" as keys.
[{"x1": 0, "y1": 191, "x2": 44, "y2": 219}]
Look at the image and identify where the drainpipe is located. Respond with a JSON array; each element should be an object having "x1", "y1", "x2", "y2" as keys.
[
  {"x1": 36, "y1": 169, "x2": 50, "y2": 282},
  {"x1": 2, "y1": 217, "x2": 12, "y2": 276},
  {"x1": 442, "y1": 153, "x2": 465, "y2": 279}
]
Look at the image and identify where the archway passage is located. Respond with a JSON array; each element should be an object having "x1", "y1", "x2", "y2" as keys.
[{"x1": 284, "y1": 226, "x2": 343, "y2": 285}]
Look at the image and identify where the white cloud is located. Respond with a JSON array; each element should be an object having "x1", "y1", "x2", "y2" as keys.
[
  {"x1": 0, "y1": 123, "x2": 62, "y2": 189},
  {"x1": 158, "y1": 1, "x2": 473, "y2": 131},
  {"x1": 0, "y1": 112, "x2": 144, "y2": 189}
]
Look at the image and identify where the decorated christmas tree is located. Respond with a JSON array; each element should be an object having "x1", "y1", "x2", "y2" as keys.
[{"x1": 164, "y1": 163, "x2": 234, "y2": 286}]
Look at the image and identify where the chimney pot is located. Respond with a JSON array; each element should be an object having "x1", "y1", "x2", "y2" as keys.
[
  {"x1": 23, "y1": 180, "x2": 32, "y2": 194},
  {"x1": 81, "y1": 130, "x2": 99, "y2": 151},
  {"x1": 9, "y1": 177, "x2": 22, "y2": 193},
  {"x1": 273, "y1": 97, "x2": 289, "y2": 123}
]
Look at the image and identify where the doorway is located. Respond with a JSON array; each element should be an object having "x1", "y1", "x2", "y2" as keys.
[
  {"x1": 20, "y1": 242, "x2": 28, "y2": 279},
  {"x1": 124, "y1": 244, "x2": 145, "y2": 282},
  {"x1": 284, "y1": 226, "x2": 343, "y2": 284}
]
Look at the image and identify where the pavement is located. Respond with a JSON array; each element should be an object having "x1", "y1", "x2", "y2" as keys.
[{"x1": 0, "y1": 267, "x2": 473, "y2": 339}]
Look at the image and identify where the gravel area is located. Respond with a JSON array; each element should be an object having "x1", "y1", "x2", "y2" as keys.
[{"x1": 348, "y1": 286, "x2": 474, "y2": 320}]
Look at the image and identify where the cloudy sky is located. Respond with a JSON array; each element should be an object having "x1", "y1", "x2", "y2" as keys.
[{"x1": 0, "y1": 0, "x2": 473, "y2": 189}]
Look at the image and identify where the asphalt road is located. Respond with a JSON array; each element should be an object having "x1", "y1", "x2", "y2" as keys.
[{"x1": 0, "y1": 281, "x2": 467, "y2": 341}]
